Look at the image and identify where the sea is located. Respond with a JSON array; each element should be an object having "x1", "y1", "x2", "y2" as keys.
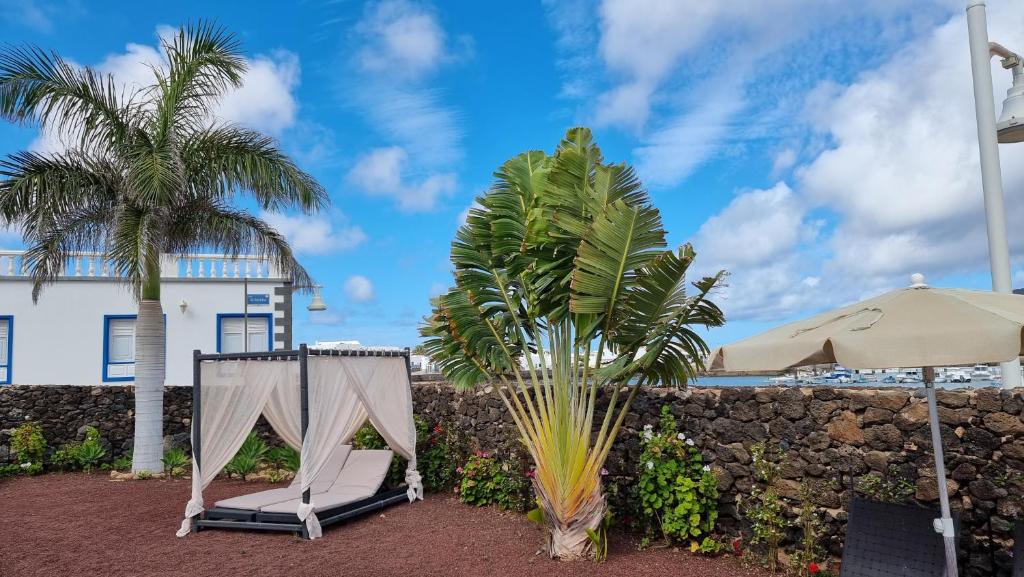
[{"x1": 690, "y1": 375, "x2": 1003, "y2": 389}]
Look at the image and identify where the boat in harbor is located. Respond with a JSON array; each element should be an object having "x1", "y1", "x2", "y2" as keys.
[{"x1": 970, "y1": 364, "x2": 995, "y2": 380}]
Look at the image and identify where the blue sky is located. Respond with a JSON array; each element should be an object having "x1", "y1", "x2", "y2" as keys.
[{"x1": 3, "y1": 0, "x2": 1024, "y2": 349}]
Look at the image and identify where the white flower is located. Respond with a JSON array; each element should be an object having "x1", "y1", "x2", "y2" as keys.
[
  {"x1": 676, "y1": 433, "x2": 686, "y2": 441},
  {"x1": 685, "y1": 439, "x2": 695, "y2": 447},
  {"x1": 19, "y1": 462, "x2": 31, "y2": 469},
  {"x1": 646, "y1": 461, "x2": 655, "y2": 470},
  {"x1": 642, "y1": 430, "x2": 654, "y2": 440},
  {"x1": 703, "y1": 465, "x2": 711, "y2": 472}
]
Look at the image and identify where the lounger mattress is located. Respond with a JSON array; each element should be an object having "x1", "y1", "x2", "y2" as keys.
[
  {"x1": 213, "y1": 445, "x2": 353, "y2": 511},
  {"x1": 259, "y1": 450, "x2": 394, "y2": 514}
]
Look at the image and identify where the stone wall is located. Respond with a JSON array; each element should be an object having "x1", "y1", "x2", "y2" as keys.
[
  {"x1": 1, "y1": 382, "x2": 1021, "y2": 576},
  {"x1": 412, "y1": 381, "x2": 1023, "y2": 577}
]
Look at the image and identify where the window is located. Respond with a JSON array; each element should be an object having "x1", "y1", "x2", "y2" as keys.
[
  {"x1": 217, "y1": 314, "x2": 272, "y2": 353},
  {"x1": 103, "y1": 315, "x2": 137, "y2": 382},
  {"x1": 0, "y1": 316, "x2": 11, "y2": 385}
]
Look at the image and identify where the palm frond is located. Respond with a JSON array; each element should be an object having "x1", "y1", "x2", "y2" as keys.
[
  {"x1": 155, "y1": 21, "x2": 245, "y2": 136},
  {"x1": 183, "y1": 124, "x2": 327, "y2": 212},
  {"x1": 0, "y1": 45, "x2": 138, "y2": 149},
  {"x1": 162, "y1": 198, "x2": 314, "y2": 289}
]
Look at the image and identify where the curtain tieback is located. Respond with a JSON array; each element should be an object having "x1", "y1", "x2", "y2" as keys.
[
  {"x1": 175, "y1": 498, "x2": 205, "y2": 537},
  {"x1": 405, "y1": 469, "x2": 423, "y2": 502},
  {"x1": 296, "y1": 501, "x2": 323, "y2": 539}
]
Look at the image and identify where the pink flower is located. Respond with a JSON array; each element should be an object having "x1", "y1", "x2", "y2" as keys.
[
  {"x1": 808, "y1": 562, "x2": 820, "y2": 575},
  {"x1": 525, "y1": 469, "x2": 536, "y2": 478},
  {"x1": 456, "y1": 467, "x2": 463, "y2": 474},
  {"x1": 600, "y1": 468, "x2": 609, "y2": 476},
  {"x1": 481, "y1": 451, "x2": 490, "y2": 458}
]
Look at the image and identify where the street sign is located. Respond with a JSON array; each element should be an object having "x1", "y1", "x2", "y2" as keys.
[{"x1": 247, "y1": 294, "x2": 270, "y2": 306}]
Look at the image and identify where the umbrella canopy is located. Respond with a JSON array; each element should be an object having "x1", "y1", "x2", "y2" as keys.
[
  {"x1": 708, "y1": 274, "x2": 1024, "y2": 373},
  {"x1": 706, "y1": 275, "x2": 1023, "y2": 577}
]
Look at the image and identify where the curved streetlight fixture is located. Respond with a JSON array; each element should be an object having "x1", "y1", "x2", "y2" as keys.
[
  {"x1": 991, "y1": 42, "x2": 1024, "y2": 143},
  {"x1": 966, "y1": 0, "x2": 1022, "y2": 391}
]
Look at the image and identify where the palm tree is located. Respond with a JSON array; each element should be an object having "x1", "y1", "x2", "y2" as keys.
[
  {"x1": 421, "y1": 128, "x2": 725, "y2": 559},
  {"x1": 0, "y1": 23, "x2": 328, "y2": 473}
]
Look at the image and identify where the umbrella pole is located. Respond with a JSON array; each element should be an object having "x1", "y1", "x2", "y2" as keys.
[{"x1": 923, "y1": 367, "x2": 958, "y2": 577}]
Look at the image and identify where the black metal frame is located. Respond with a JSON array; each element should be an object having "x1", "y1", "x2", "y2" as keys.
[{"x1": 189, "y1": 344, "x2": 413, "y2": 537}]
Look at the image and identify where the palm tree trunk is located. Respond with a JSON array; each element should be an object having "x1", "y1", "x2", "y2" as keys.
[
  {"x1": 131, "y1": 271, "x2": 165, "y2": 473},
  {"x1": 542, "y1": 483, "x2": 606, "y2": 560}
]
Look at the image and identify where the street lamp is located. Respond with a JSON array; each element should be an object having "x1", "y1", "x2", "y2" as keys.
[
  {"x1": 306, "y1": 285, "x2": 327, "y2": 312},
  {"x1": 966, "y1": 0, "x2": 1022, "y2": 389}
]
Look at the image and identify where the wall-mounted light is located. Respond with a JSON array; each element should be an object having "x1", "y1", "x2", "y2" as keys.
[
  {"x1": 179, "y1": 300, "x2": 188, "y2": 313},
  {"x1": 307, "y1": 285, "x2": 327, "y2": 312}
]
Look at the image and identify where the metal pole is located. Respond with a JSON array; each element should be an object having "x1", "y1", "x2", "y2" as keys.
[
  {"x1": 299, "y1": 343, "x2": 310, "y2": 538},
  {"x1": 243, "y1": 275, "x2": 249, "y2": 353},
  {"x1": 966, "y1": 0, "x2": 1022, "y2": 388},
  {"x1": 924, "y1": 367, "x2": 958, "y2": 577},
  {"x1": 191, "y1": 349, "x2": 202, "y2": 531}
]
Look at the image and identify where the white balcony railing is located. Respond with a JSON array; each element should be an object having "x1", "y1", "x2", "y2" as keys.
[{"x1": 0, "y1": 250, "x2": 284, "y2": 280}]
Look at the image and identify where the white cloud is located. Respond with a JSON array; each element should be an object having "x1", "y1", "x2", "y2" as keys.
[
  {"x1": 771, "y1": 148, "x2": 797, "y2": 177},
  {"x1": 260, "y1": 211, "x2": 367, "y2": 255},
  {"x1": 799, "y1": 5, "x2": 1024, "y2": 283},
  {"x1": 355, "y1": 0, "x2": 447, "y2": 79},
  {"x1": 217, "y1": 51, "x2": 300, "y2": 135},
  {"x1": 344, "y1": 275, "x2": 376, "y2": 303},
  {"x1": 30, "y1": 27, "x2": 303, "y2": 145},
  {"x1": 690, "y1": 183, "x2": 823, "y2": 321},
  {"x1": 687, "y1": 3, "x2": 1024, "y2": 323},
  {"x1": 547, "y1": 0, "x2": 949, "y2": 187},
  {"x1": 347, "y1": 0, "x2": 466, "y2": 211},
  {"x1": 347, "y1": 146, "x2": 457, "y2": 212},
  {"x1": 1, "y1": 0, "x2": 57, "y2": 32}
]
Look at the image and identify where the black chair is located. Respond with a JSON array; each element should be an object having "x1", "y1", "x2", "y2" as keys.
[
  {"x1": 840, "y1": 497, "x2": 958, "y2": 577},
  {"x1": 1013, "y1": 522, "x2": 1022, "y2": 577}
]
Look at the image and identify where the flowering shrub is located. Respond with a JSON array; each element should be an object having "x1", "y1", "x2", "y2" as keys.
[
  {"x1": 354, "y1": 416, "x2": 462, "y2": 492},
  {"x1": 10, "y1": 422, "x2": 46, "y2": 475},
  {"x1": 636, "y1": 405, "x2": 719, "y2": 543},
  {"x1": 457, "y1": 451, "x2": 531, "y2": 511},
  {"x1": 419, "y1": 422, "x2": 461, "y2": 492},
  {"x1": 739, "y1": 442, "x2": 789, "y2": 572},
  {"x1": 790, "y1": 479, "x2": 829, "y2": 577}
]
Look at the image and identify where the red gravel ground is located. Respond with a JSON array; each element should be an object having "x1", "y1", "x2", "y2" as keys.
[{"x1": 0, "y1": 473, "x2": 771, "y2": 577}]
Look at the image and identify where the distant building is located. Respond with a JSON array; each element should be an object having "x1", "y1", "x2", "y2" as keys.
[{"x1": 0, "y1": 251, "x2": 293, "y2": 386}]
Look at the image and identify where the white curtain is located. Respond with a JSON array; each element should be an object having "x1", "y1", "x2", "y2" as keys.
[
  {"x1": 342, "y1": 357, "x2": 422, "y2": 501},
  {"x1": 175, "y1": 360, "x2": 288, "y2": 537},
  {"x1": 262, "y1": 363, "x2": 303, "y2": 450},
  {"x1": 297, "y1": 357, "x2": 368, "y2": 539}
]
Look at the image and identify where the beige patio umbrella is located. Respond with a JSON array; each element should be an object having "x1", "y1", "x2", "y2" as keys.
[{"x1": 707, "y1": 274, "x2": 1024, "y2": 577}]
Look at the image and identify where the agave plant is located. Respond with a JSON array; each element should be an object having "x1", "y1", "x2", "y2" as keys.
[{"x1": 421, "y1": 128, "x2": 725, "y2": 559}]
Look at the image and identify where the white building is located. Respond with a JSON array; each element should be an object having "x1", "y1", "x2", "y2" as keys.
[{"x1": 0, "y1": 250, "x2": 294, "y2": 386}]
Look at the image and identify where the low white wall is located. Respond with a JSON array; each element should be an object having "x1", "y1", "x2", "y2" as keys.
[{"x1": 0, "y1": 278, "x2": 284, "y2": 386}]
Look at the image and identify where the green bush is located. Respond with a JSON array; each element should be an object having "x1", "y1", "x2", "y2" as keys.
[
  {"x1": 51, "y1": 426, "x2": 107, "y2": 473},
  {"x1": 456, "y1": 451, "x2": 531, "y2": 511},
  {"x1": 112, "y1": 453, "x2": 133, "y2": 471},
  {"x1": 10, "y1": 422, "x2": 46, "y2": 475},
  {"x1": 161, "y1": 448, "x2": 190, "y2": 477},
  {"x1": 353, "y1": 416, "x2": 462, "y2": 492},
  {"x1": 636, "y1": 406, "x2": 719, "y2": 544},
  {"x1": 856, "y1": 469, "x2": 914, "y2": 504},
  {"x1": 266, "y1": 446, "x2": 300, "y2": 473},
  {"x1": 740, "y1": 442, "x2": 789, "y2": 572},
  {"x1": 225, "y1": 433, "x2": 268, "y2": 481}
]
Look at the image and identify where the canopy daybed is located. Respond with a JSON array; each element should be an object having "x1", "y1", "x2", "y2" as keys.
[{"x1": 175, "y1": 344, "x2": 422, "y2": 540}]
